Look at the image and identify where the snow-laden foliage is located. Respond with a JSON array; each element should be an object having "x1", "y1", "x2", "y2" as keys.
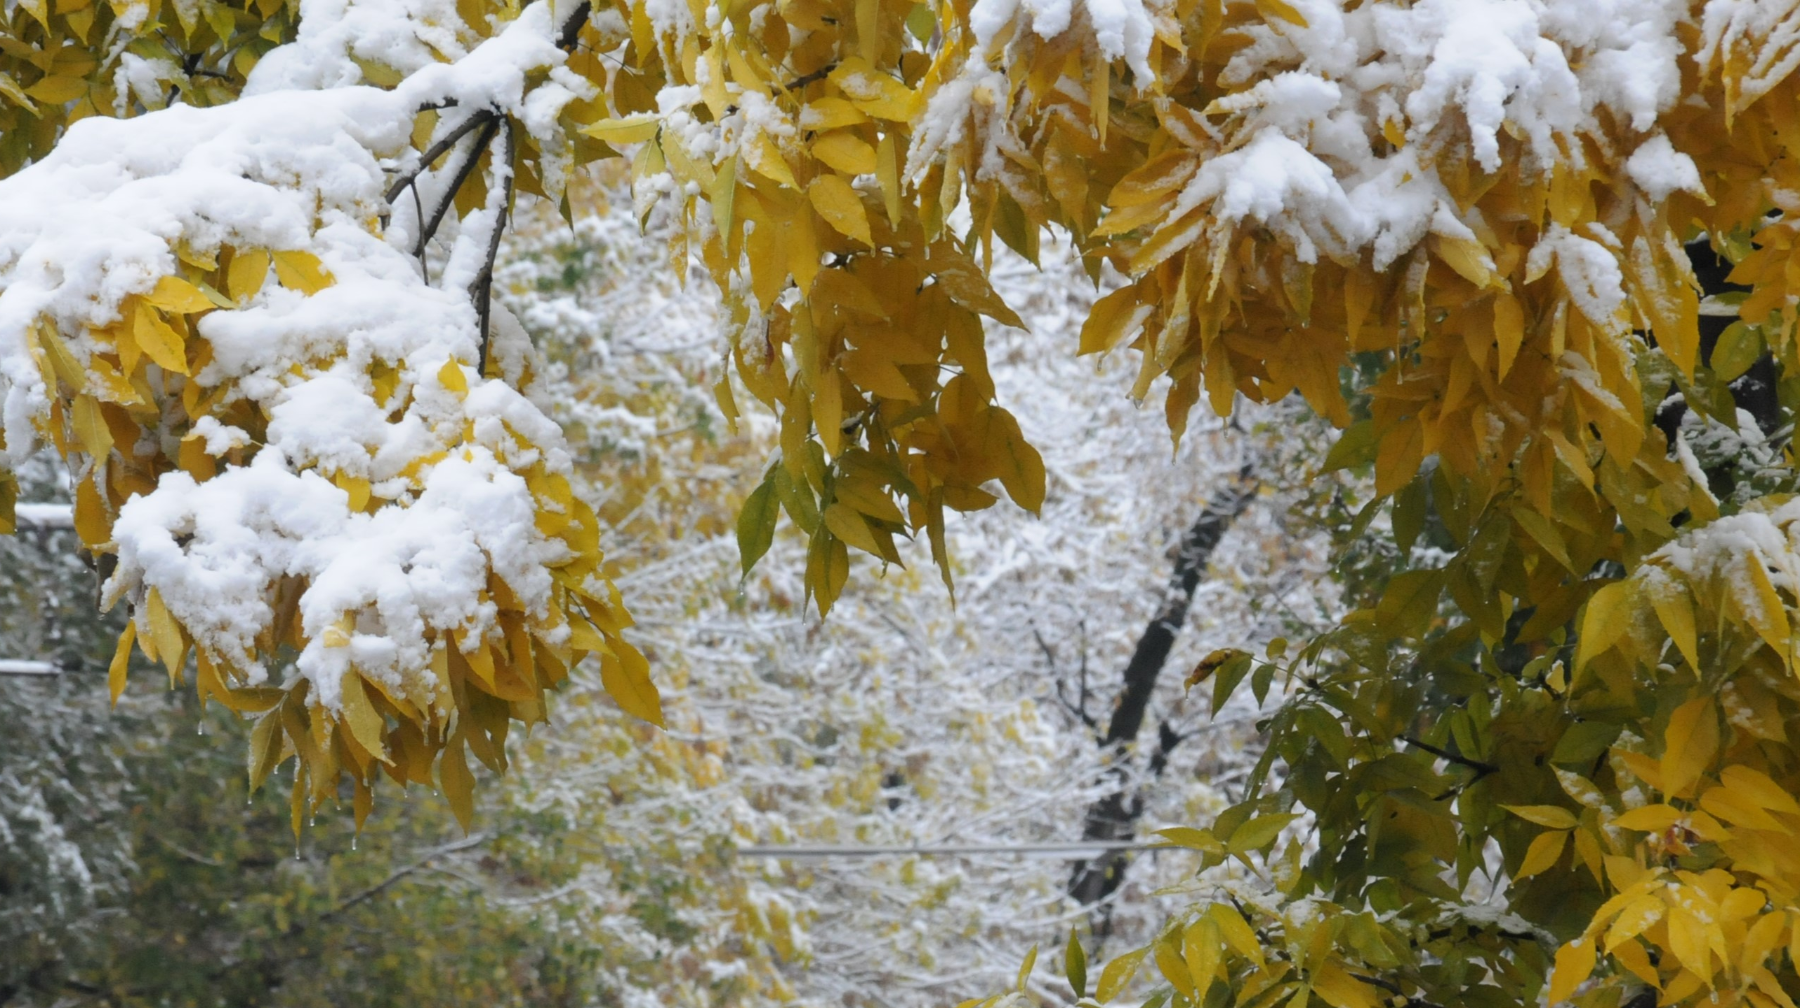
[
  {"x1": 479, "y1": 188, "x2": 1338, "y2": 1005},
  {"x1": 13, "y1": 2, "x2": 1800, "y2": 1008}
]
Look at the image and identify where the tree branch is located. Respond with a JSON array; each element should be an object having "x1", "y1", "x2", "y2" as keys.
[
  {"x1": 1401, "y1": 735, "x2": 1499, "y2": 778},
  {"x1": 473, "y1": 117, "x2": 517, "y2": 377}
]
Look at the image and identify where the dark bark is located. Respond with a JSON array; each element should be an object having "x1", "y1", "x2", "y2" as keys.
[{"x1": 1067, "y1": 469, "x2": 1256, "y2": 915}]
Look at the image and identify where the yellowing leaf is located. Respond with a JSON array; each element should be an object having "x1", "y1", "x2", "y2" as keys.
[
  {"x1": 1080, "y1": 285, "x2": 1153, "y2": 356},
  {"x1": 578, "y1": 114, "x2": 661, "y2": 144},
  {"x1": 272, "y1": 250, "x2": 333, "y2": 294},
  {"x1": 826, "y1": 59, "x2": 920, "y2": 121},
  {"x1": 1228, "y1": 812, "x2": 1297, "y2": 854},
  {"x1": 814, "y1": 130, "x2": 878, "y2": 176},
  {"x1": 1096, "y1": 947, "x2": 1149, "y2": 1002},
  {"x1": 1503, "y1": 804, "x2": 1579, "y2": 829},
  {"x1": 147, "y1": 275, "x2": 217, "y2": 314},
  {"x1": 1661, "y1": 697, "x2": 1718, "y2": 798},
  {"x1": 109, "y1": 621, "x2": 135, "y2": 706},
  {"x1": 228, "y1": 249, "x2": 270, "y2": 302},
  {"x1": 1719, "y1": 765, "x2": 1800, "y2": 815},
  {"x1": 338, "y1": 672, "x2": 391, "y2": 763},
  {"x1": 1494, "y1": 295, "x2": 1525, "y2": 380},
  {"x1": 1547, "y1": 936, "x2": 1596, "y2": 1004},
  {"x1": 1254, "y1": 0, "x2": 1309, "y2": 27},
  {"x1": 132, "y1": 302, "x2": 189, "y2": 375},
  {"x1": 1612, "y1": 803, "x2": 1684, "y2": 832},
  {"x1": 440, "y1": 731, "x2": 475, "y2": 831},
  {"x1": 73, "y1": 476, "x2": 108, "y2": 547},
  {"x1": 1016, "y1": 943, "x2": 1038, "y2": 993},
  {"x1": 71, "y1": 394, "x2": 112, "y2": 459},
  {"x1": 601, "y1": 639, "x2": 663, "y2": 725},
  {"x1": 1574, "y1": 581, "x2": 1629, "y2": 671},
  {"x1": 24, "y1": 74, "x2": 86, "y2": 104},
  {"x1": 439, "y1": 358, "x2": 469, "y2": 396},
  {"x1": 1650, "y1": 580, "x2": 1700, "y2": 670},
  {"x1": 810, "y1": 175, "x2": 873, "y2": 247},
  {"x1": 1515, "y1": 828, "x2": 1568, "y2": 879},
  {"x1": 145, "y1": 587, "x2": 186, "y2": 678},
  {"x1": 1310, "y1": 962, "x2": 1380, "y2": 1008}
]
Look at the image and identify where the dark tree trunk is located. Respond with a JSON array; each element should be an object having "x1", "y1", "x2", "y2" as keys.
[{"x1": 1067, "y1": 470, "x2": 1256, "y2": 915}]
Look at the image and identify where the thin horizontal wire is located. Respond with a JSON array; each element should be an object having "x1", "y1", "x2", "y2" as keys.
[
  {"x1": 735, "y1": 841, "x2": 1166, "y2": 860},
  {"x1": 0, "y1": 659, "x2": 60, "y2": 676}
]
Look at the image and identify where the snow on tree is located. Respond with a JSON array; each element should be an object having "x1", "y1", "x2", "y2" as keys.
[
  {"x1": 10, "y1": 2, "x2": 1800, "y2": 1008},
  {"x1": 486, "y1": 187, "x2": 1338, "y2": 1005}
]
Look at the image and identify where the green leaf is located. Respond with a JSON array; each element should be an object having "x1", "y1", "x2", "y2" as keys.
[
  {"x1": 1211, "y1": 651, "x2": 1255, "y2": 713},
  {"x1": 1154, "y1": 826, "x2": 1222, "y2": 852},
  {"x1": 737, "y1": 469, "x2": 780, "y2": 576},
  {"x1": 1323, "y1": 419, "x2": 1377, "y2": 472},
  {"x1": 1065, "y1": 928, "x2": 1088, "y2": 998},
  {"x1": 1710, "y1": 320, "x2": 1763, "y2": 383}
]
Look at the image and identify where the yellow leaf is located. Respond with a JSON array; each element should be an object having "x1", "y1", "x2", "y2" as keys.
[
  {"x1": 578, "y1": 114, "x2": 661, "y2": 144},
  {"x1": 1649, "y1": 580, "x2": 1700, "y2": 670},
  {"x1": 73, "y1": 477, "x2": 108, "y2": 547},
  {"x1": 814, "y1": 130, "x2": 878, "y2": 176},
  {"x1": 1207, "y1": 905, "x2": 1264, "y2": 966},
  {"x1": 1719, "y1": 765, "x2": 1800, "y2": 815},
  {"x1": 145, "y1": 587, "x2": 186, "y2": 678},
  {"x1": 1667, "y1": 907, "x2": 1715, "y2": 983},
  {"x1": 1661, "y1": 697, "x2": 1718, "y2": 798},
  {"x1": 1742, "y1": 559, "x2": 1792, "y2": 658},
  {"x1": 109, "y1": 621, "x2": 135, "y2": 706},
  {"x1": 802, "y1": 97, "x2": 868, "y2": 131},
  {"x1": 440, "y1": 731, "x2": 475, "y2": 831},
  {"x1": 1311, "y1": 962, "x2": 1380, "y2": 1008},
  {"x1": 334, "y1": 472, "x2": 371, "y2": 512},
  {"x1": 439, "y1": 358, "x2": 469, "y2": 396},
  {"x1": 1516, "y1": 828, "x2": 1568, "y2": 879},
  {"x1": 823, "y1": 502, "x2": 888, "y2": 559},
  {"x1": 827, "y1": 59, "x2": 920, "y2": 121},
  {"x1": 1254, "y1": 0, "x2": 1308, "y2": 27},
  {"x1": 1503, "y1": 804, "x2": 1579, "y2": 829},
  {"x1": 1574, "y1": 581, "x2": 1629, "y2": 671},
  {"x1": 1433, "y1": 234, "x2": 1496, "y2": 289},
  {"x1": 37, "y1": 325, "x2": 86, "y2": 390},
  {"x1": 1613, "y1": 803, "x2": 1684, "y2": 832},
  {"x1": 71, "y1": 394, "x2": 113, "y2": 459},
  {"x1": 272, "y1": 250, "x2": 333, "y2": 294},
  {"x1": 1181, "y1": 918, "x2": 1220, "y2": 994},
  {"x1": 338, "y1": 672, "x2": 391, "y2": 763},
  {"x1": 1016, "y1": 943, "x2": 1038, "y2": 992},
  {"x1": 601, "y1": 639, "x2": 663, "y2": 726},
  {"x1": 132, "y1": 302, "x2": 189, "y2": 375},
  {"x1": 1548, "y1": 936, "x2": 1596, "y2": 1004},
  {"x1": 24, "y1": 74, "x2": 87, "y2": 104},
  {"x1": 147, "y1": 275, "x2": 217, "y2": 314},
  {"x1": 1080, "y1": 285, "x2": 1153, "y2": 356},
  {"x1": 1096, "y1": 947, "x2": 1149, "y2": 1002},
  {"x1": 1493, "y1": 295, "x2": 1525, "y2": 380},
  {"x1": 228, "y1": 249, "x2": 270, "y2": 303},
  {"x1": 810, "y1": 175, "x2": 873, "y2": 247}
]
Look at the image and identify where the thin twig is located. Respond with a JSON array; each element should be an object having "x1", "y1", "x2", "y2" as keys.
[
  {"x1": 413, "y1": 113, "x2": 500, "y2": 262},
  {"x1": 1401, "y1": 734, "x2": 1500, "y2": 777},
  {"x1": 383, "y1": 109, "x2": 495, "y2": 207},
  {"x1": 473, "y1": 117, "x2": 517, "y2": 377}
]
